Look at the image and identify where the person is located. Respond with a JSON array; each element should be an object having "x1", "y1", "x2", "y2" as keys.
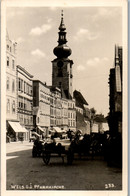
[{"x1": 67, "y1": 129, "x2": 73, "y2": 141}]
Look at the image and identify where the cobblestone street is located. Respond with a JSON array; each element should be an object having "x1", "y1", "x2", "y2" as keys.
[{"x1": 6, "y1": 141, "x2": 122, "y2": 191}]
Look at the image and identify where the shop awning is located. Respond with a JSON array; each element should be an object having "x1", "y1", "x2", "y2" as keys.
[
  {"x1": 38, "y1": 126, "x2": 45, "y2": 133},
  {"x1": 32, "y1": 132, "x2": 40, "y2": 137},
  {"x1": 53, "y1": 127, "x2": 65, "y2": 133},
  {"x1": 8, "y1": 121, "x2": 28, "y2": 133}
]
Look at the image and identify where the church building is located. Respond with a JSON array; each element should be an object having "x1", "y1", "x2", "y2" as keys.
[
  {"x1": 52, "y1": 11, "x2": 90, "y2": 132},
  {"x1": 52, "y1": 11, "x2": 73, "y2": 100}
]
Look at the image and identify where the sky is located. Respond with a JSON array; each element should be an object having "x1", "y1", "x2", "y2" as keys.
[{"x1": 6, "y1": 6, "x2": 122, "y2": 116}]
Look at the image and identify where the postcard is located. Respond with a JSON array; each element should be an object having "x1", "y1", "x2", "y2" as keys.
[{"x1": 1, "y1": 0, "x2": 128, "y2": 196}]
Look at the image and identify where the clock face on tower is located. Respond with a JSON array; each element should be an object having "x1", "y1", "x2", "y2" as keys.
[{"x1": 57, "y1": 60, "x2": 63, "y2": 67}]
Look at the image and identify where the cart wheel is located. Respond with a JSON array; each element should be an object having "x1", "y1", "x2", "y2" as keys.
[
  {"x1": 67, "y1": 151, "x2": 74, "y2": 165},
  {"x1": 43, "y1": 153, "x2": 50, "y2": 165}
]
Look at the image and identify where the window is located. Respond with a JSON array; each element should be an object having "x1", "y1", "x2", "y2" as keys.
[
  {"x1": 27, "y1": 84, "x2": 29, "y2": 94},
  {"x1": 19, "y1": 102, "x2": 21, "y2": 108},
  {"x1": 13, "y1": 44, "x2": 15, "y2": 54},
  {"x1": 7, "y1": 45, "x2": 9, "y2": 50},
  {"x1": 24, "y1": 118, "x2": 26, "y2": 124},
  {"x1": 30, "y1": 102, "x2": 33, "y2": 110},
  {"x1": 30, "y1": 117, "x2": 33, "y2": 123},
  {"x1": 60, "y1": 35, "x2": 64, "y2": 40},
  {"x1": 12, "y1": 100, "x2": 15, "y2": 113},
  {"x1": 18, "y1": 78, "x2": 23, "y2": 92},
  {"x1": 24, "y1": 82, "x2": 26, "y2": 93},
  {"x1": 6, "y1": 77, "x2": 10, "y2": 90},
  {"x1": 24, "y1": 103, "x2": 26, "y2": 110},
  {"x1": 12, "y1": 59, "x2": 15, "y2": 69},
  {"x1": 10, "y1": 47, "x2": 12, "y2": 52},
  {"x1": 27, "y1": 119, "x2": 29, "y2": 125},
  {"x1": 12, "y1": 80, "x2": 15, "y2": 92},
  {"x1": 30, "y1": 87, "x2": 32, "y2": 95},
  {"x1": 19, "y1": 114, "x2": 23, "y2": 124},
  {"x1": 7, "y1": 99, "x2": 10, "y2": 113},
  {"x1": 7, "y1": 56, "x2": 9, "y2": 67},
  {"x1": 18, "y1": 78, "x2": 21, "y2": 91},
  {"x1": 21, "y1": 80, "x2": 23, "y2": 91}
]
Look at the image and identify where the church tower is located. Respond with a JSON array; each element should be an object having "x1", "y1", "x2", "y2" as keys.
[{"x1": 52, "y1": 11, "x2": 73, "y2": 99}]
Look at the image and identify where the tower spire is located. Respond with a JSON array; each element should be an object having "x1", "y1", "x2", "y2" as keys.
[
  {"x1": 53, "y1": 10, "x2": 72, "y2": 58},
  {"x1": 52, "y1": 11, "x2": 74, "y2": 99},
  {"x1": 59, "y1": 10, "x2": 66, "y2": 31}
]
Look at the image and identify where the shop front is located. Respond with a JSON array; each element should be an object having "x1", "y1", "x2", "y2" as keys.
[{"x1": 7, "y1": 121, "x2": 29, "y2": 141}]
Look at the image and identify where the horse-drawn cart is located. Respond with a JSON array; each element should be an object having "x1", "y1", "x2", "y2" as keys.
[
  {"x1": 32, "y1": 130, "x2": 105, "y2": 165},
  {"x1": 42, "y1": 138, "x2": 74, "y2": 165}
]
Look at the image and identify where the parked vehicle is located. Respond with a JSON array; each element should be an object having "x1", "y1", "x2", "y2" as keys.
[
  {"x1": 32, "y1": 129, "x2": 110, "y2": 164},
  {"x1": 42, "y1": 138, "x2": 73, "y2": 165}
]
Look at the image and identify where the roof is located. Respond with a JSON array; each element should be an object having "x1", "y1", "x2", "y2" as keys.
[
  {"x1": 73, "y1": 90, "x2": 88, "y2": 108},
  {"x1": 17, "y1": 65, "x2": 33, "y2": 78},
  {"x1": 94, "y1": 114, "x2": 107, "y2": 123},
  {"x1": 33, "y1": 80, "x2": 49, "y2": 89},
  {"x1": 63, "y1": 90, "x2": 72, "y2": 99}
]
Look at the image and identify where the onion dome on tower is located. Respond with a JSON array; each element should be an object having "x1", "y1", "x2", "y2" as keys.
[{"x1": 53, "y1": 10, "x2": 72, "y2": 58}]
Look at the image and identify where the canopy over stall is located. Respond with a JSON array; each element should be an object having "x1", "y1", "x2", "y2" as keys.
[
  {"x1": 38, "y1": 126, "x2": 45, "y2": 133},
  {"x1": 31, "y1": 132, "x2": 40, "y2": 137},
  {"x1": 8, "y1": 121, "x2": 28, "y2": 133},
  {"x1": 53, "y1": 127, "x2": 66, "y2": 133}
]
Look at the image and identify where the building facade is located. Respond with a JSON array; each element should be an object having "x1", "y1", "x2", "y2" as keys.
[
  {"x1": 33, "y1": 80, "x2": 50, "y2": 135},
  {"x1": 6, "y1": 32, "x2": 17, "y2": 122},
  {"x1": 17, "y1": 65, "x2": 34, "y2": 140},
  {"x1": 68, "y1": 99, "x2": 76, "y2": 131},
  {"x1": 6, "y1": 33, "x2": 29, "y2": 142},
  {"x1": 49, "y1": 87, "x2": 62, "y2": 128},
  {"x1": 61, "y1": 98, "x2": 68, "y2": 130},
  {"x1": 50, "y1": 89, "x2": 57, "y2": 127},
  {"x1": 6, "y1": 13, "x2": 92, "y2": 139},
  {"x1": 73, "y1": 90, "x2": 90, "y2": 134},
  {"x1": 108, "y1": 45, "x2": 122, "y2": 136}
]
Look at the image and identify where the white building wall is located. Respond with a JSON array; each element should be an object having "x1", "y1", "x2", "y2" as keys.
[
  {"x1": 6, "y1": 35, "x2": 17, "y2": 121},
  {"x1": 38, "y1": 82, "x2": 50, "y2": 127},
  {"x1": 61, "y1": 98, "x2": 68, "y2": 129},
  {"x1": 17, "y1": 65, "x2": 33, "y2": 132},
  {"x1": 68, "y1": 99, "x2": 76, "y2": 131}
]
